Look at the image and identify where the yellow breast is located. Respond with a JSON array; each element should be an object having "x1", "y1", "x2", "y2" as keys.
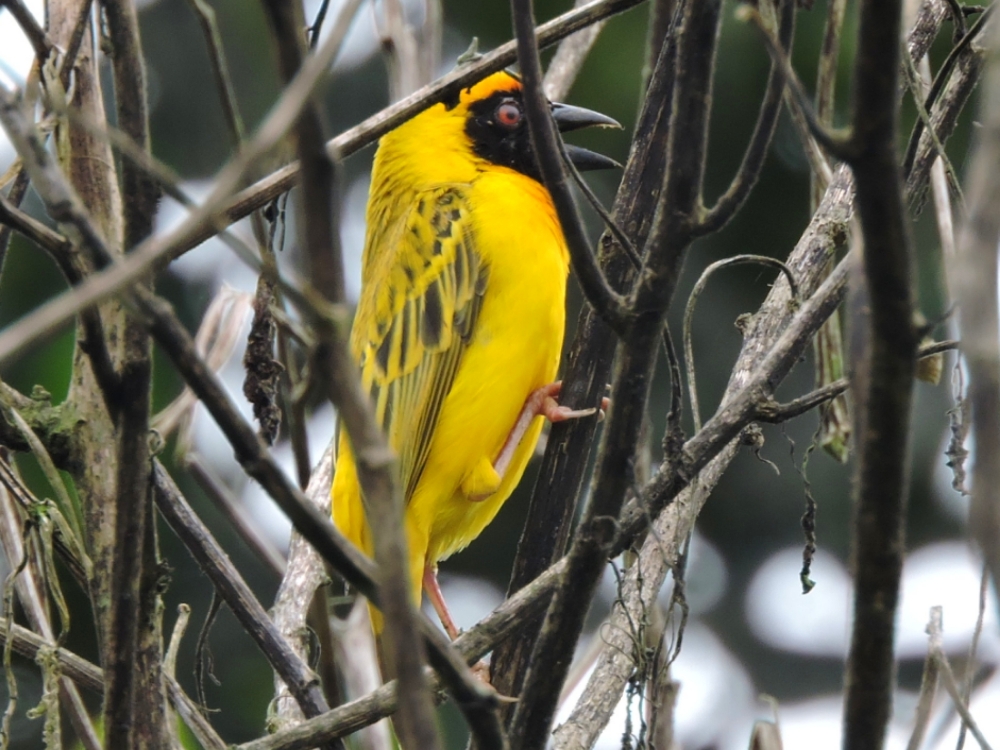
[{"x1": 331, "y1": 71, "x2": 571, "y2": 606}]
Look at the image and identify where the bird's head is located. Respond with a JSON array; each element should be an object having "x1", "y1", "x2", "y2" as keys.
[
  {"x1": 454, "y1": 70, "x2": 620, "y2": 182},
  {"x1": 379, "y1": 70, "x2": 619, "y2": 186}
]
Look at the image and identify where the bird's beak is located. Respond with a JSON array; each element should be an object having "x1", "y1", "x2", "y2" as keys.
[{"x1": 550, "y1": 102, "x2": 622, "y2": 172}]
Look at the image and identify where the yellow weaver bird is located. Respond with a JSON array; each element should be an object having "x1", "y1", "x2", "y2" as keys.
[{"x1": 332, "y1": 70, "x2": 617, "y2": 636}]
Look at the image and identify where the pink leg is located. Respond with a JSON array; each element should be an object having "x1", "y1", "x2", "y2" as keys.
[
  {"x1": 423, "y1": 564, "x2": 460, "y2": 639},
  {"x1": 493, "y1": 381, "x2": 608, "y2": 479},
  {"x1": 423, "y1": 566, "x2": 494, "y2": 682}
]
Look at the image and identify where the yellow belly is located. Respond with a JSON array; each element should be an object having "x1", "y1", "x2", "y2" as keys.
[{"x1": 332, "y1": 169, "x2": 568, "y2": 604}]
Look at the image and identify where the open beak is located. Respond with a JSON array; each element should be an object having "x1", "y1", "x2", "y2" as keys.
[{"x1": 551, "y1": 102, "x2": 621, "y2": 172}]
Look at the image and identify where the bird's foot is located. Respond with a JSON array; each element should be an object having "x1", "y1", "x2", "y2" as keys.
[
  {"x1": 468, "y1": 661, "x2": 519, "y2": 703},
  {"x1": 533, "y1": 381, "x2": 609, "y2": 423},
  {"x1": 492, "y1": 381, "x2": 608, "y2": 480}
]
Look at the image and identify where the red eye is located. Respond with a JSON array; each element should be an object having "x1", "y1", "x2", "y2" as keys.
[{"x1": 496, "y1": 101, "x2": 522, "y2": 128}]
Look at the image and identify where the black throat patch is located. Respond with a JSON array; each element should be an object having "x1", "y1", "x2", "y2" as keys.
[{"x1": 464, "y1": 90, "x2": 541, "y2": 182}]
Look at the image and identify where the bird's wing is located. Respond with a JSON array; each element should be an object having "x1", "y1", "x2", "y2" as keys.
[{"x1": 352, "y1": 186, "x2": 488, "y2": 501}]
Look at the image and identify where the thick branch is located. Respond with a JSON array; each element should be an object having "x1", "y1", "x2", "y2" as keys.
[
  {"x1": 508, "y1": 3, "x2": 723, "y2": 747},
  {"x1": 492, "y1": 2, "x2": 679, "y2": 707},
  {"x1": 102, "y1": 7, "x2": 162, "y2": 738},
  {"x1": 842, "y1": 2, "x2": 919, "y2": 749}
]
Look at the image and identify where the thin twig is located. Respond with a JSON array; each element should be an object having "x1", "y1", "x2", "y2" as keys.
[
  {"x1": 186, "y1": 454, "x2": 287, "y2": 579},
  {"x1": 919, "y1": 55, "x2": 957, "y2": 262},
  {"x1": 151, "y1": 462, "x2": 334, "y2": 724},
  {"x1": 683, "y1": 255, "x2": 799, "y2": 432},
  {"x1": 697, "y1": 0, "x2": 794, "y2": 235},
  {"x1": 738, "y1": 4, "x2": 856, "y2": 163},
  {"x1": 901, "y1": 42, "x2": 966, "y2": 210},
  {"x1": 513, "y1": 0, "x2": 632, "y2": 336},
  {"x1": 184, "y1": 0, "x2": 246, "y2": 144},
  {"x1": 755, "y1": 340, "x2": 957, "y2": 423},
  {"x1": 0, "y1": 0, "x2": 50, "y2": 63},
  {"x1": 907, "y1": 607, "x2": 943, "y2": 750},
  {"x1": 956, "y1": 564, "x2": 989, "y2": 750},
  {"x1": 955, "y1": 4, "x2": 1000, "y2": 627},
  {"x1": 927, "y1": 610, "x2": 995, "y2": 750}
]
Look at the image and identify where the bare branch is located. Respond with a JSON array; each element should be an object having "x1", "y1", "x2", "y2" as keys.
[
  {"x1": 492, "y1": 12, "x2": 678, "y2": 705},
  {"x1": 903, "y1": 6, "x2": 993, "y2": 187},
  {"x1": 0, "y1": 620, "x2": 102, "y2": 694},
  {"x1": 184, "y1": 0, "x2": 247, "y2": 144},
  {"x1": 509, "y1": 3, "x2": 724, "y2": 746},
  {"x1": 955, "y1": 7, "x2": 1000, "y2": 619},
  {"x1": 272, "y1": 446, "x2": 333, "y2": 730},
  {"x1": 842, "y1": 3, "x2": 919, "y2": 749},
  {"x1": 513, "y1": 0, "x2": 632, "y2": 336},
  {"x1": 739, "y1": 4, "x2": 856, "y2": 163},
  {"x1": 0, "y1": 0, "x2": 51, "y2": 62},
  {"x1": 906, "y1": 607, "x2": 942, "y2": 750},
  {"x1": 0, "y1": 466, "x2": 101, "y2": 750},
  {"x1": 151, "y1": 462, "x2": 333, "y2": 723},
  {"x1": 927, "y1": 609, "x2": 995, "y2": 750},
  {"x1": 698, "y1": 0, "x2": 794, "y2": 235},
  {"x1": 187, "y1": 454, "x2": 287, "y2": 579},
  {"x1": 755, "y1": 340, "x2": 958, "y2": 423},
  {"x1": 0, "y1": 0, "x2": 94, "y2": 275},
  {"x1": 543, "y1": 0, "x2": 607, "y2": 102}
]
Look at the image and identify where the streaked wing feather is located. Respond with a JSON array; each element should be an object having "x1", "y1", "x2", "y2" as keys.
[{"x1": 353, "y1": 187, "x2": 488, "y2": 501}]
